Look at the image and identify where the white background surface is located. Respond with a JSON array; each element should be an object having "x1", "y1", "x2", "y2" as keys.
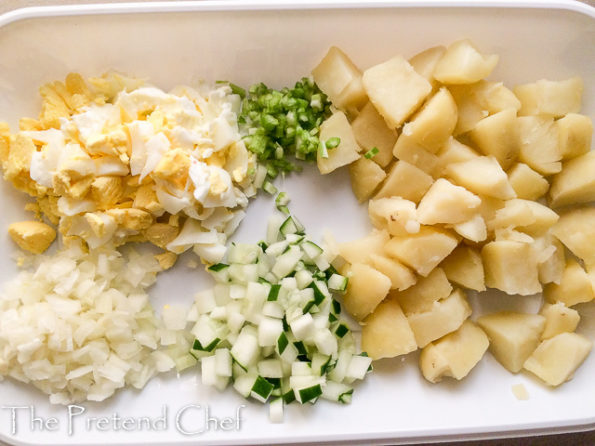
[{"x1": 0, "y1": 1, "x2": 594, "y2": 445}]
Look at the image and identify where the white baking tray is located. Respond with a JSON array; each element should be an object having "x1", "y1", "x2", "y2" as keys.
[{"x1": 0, "y1": 1, "x2": 594, "y2": 445}]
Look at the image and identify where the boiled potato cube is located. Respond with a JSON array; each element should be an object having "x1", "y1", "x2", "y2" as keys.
[
  {"x1": 361, "y1": 296, "x2": 417, "y2": 360},
  {"x1": 549, "y1": 151, "x2": 595, "y2": 207},
  {"x1": 362, "y1": 55, "x2": 432, "y2": 128},
  {"x1": 540, "y1": 303, "x2": 580, "y2": 340},
  {"x1": 317, "y1": 112, "x2": 361, "y2": 174},
  {"x1": 469, "y1": 108, "x2": 518, "y2": 170},
  {"x1": 312, "y1": 46, "x2": 367, "y2": 111},
  {"x1": 556, "y1": 113, "x2": 592, "y2": 160},
  {"x1": 409, "y1": 45, "x2": 446, "y2": 88},
  {"x1": 544, "y1": 258, "x2": 594, "y2": 307},
  {"x1": 394, "y1": 267, "x2": 452, "y2": 315},
  {"x1": 407, "y1": 288, "x2": 472, "y2": 348},
  {"x1": 452, "y1": 214, "x2": 487, "y2": 243},
  {"x1": 433, "y1": 39, "x2": 499, "y2": 84},
  {"x1": 514, "y1": 77, "x2": 583, "y2": 117},
  {"x1": 493, "y1": 227, "x2": 534, "y2": 244},
  {"x1": 417, "y1": 178, "x2": 481, "y2": 225},
  {"x1": 440, "y1": 246, "x2": 485, "y2": 292},
  {"x1": 392, "y1": 133, "x2": 440, "y2": 177},
  {"x1": 482, "y1": 240, "x2": 541, "y2": 295},
  {"x1": 436, "y1": 137, "x2": 480, "y2": 175},
  {"x1": 533, "y1": 233, "x2": 565, "y2": 285},
  {"x1": 516, "y1": 116, "x2": 562, "y2": 175},
  {"x1": 551, "y1": 207, "x2": 595, "y2": 267},
  {"x1": 368, "y1": 197, "x2": 419, "y2": 236},
  {"x1": 385, "y1": 226, "x2": 459, "y2": 277},
  {"x1": 351, "y1": 102, "x2": 397, "y2": 168},
  {"x1": 339, "y1": 229, "x2": 389, "y2": 266},
  {"x1": 477, "y1": 311, "x2": 545, "y2": 373},
  {"x1": 523, "y1": 332, "x2": 592, "y2": 387},
  {"x1": 349, "y1": 157, "x2": 386, "y2": 202},
  {"x1": 472, "y1": 81, "x2": 521, "y2": 114},
  {"x1": 402, "y1": 88, "x2": 458, "y2": 153},
  {"x1": 488, "y1": 199, "x2": 559, "y2": 236},
  {"x1": 374, "y1": 160, "x2": 434, "y2": 203},
  {"x1": 445, "y1": 156, "x2": 516, "y2": 200},
  {"x1": 369, "y1": 254, "x2": 417, "y2": 291},
  {"x1": 343, "y1": 262, "x2": 391, "y2": 320},
  {"x1": 507, "y1": 163, "x2": 549, "y2": 201},
  {"x1": 420, "y1": 320, "x2": 489, "y2": 383},
  {"x1": 449, "y1": 85, "x2": 487, "y2": 135}
]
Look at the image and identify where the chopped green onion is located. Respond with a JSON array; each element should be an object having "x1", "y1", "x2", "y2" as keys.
[
  {"x1": 364, "y1": 147, "x2": 380, "y2": 159},
  {"x1": 325, "y1": 137, "x2": 341, "y2": 149},
  {"x1": 263, "y1": 181, "x2": 278, "y2": 195}
]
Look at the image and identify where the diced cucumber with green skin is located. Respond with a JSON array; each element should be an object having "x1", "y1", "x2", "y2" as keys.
[
  {"x1": 311, "y1": 353, "x2": 331, "y2": 376},
  {"x1": 208, "y1": 263, "x2": 229, "y2": 272},
  {"x1": 291, "y1": 361, "x2": 313, "y2": 376},
  {"x1": 314, "y1": 255, "x2": 330, "y2": 272},
  {"x1": 258, "y1": 359, "x2": 284, "y2": 378},
  {"x1": 228, "y1": 243, "x2": 261, "y2": 265},
  {"x1": 258, "y1": 317, "x2": 284, "y2": 347},
  {"x1": 328, "y1": 274, "x2": 348, "y2": 292},
  {"x1": 295, "y1": 269, "x2": 313, "y2": 289},
  {"x1": 345, "y1": 355, "x2": 373, "y2": 381},
  {"x1": 193, "y1": 337, "x2": 221, "y2": 352},
  {"x1": 314, "y1": 329, "x2": 338, "y2": 356},
  {"x1": 201, "y1": 355, "x2": 229, "y2": 390},
  {"x1": 253, "y1": 165, "x2": 268, "y2": 189},
  {"x1": 234, "y1": 373, "x2": 257, "y2": 398},
  {"x1": 266, "y1": 240, "x2": 289, "y2": 257},
  {"x1": 275, "y1": 192, "x2": 290, "y2": 208},
  {"x1": 251, "y1": 376, "x2": 275, "y2": 403},
  {"x1": 269, "y1": 397, "x2": 284, "y2": 423},
  {"x1": 321, "y1": 381, "x2": 354, "y2": 403},
  {"x1": 229, "y1": 264, "x2": 259, "y2": 284},
  {"x1": 301, "y1": 241, "x2": 323, "y2": 261},
  {"x1": 295, "y1": 384, "x2": 323, "y2": 404},
  {"x1": 262, "y1": 301, "x2": 284, "y2": 319},
  {"x1": 328, "y1": 313, "x2": 338, "y2": 323},
  {"x1": 289, "y1": 313, "x2": 314, "y2": 341},
  {"x1": 214, "y1": 348, "x2": 232, "y2": 377},
  {"x1": 230, "y1": 326, "x2": 260, "y2": 369},
  {"x1": 263, "y1": 180, "x2": 278, "y2": 195},
  {"x1": 279, "y1": 216, "x2": 299, "y2": 236},
  {"x1": 286, "y1": 234, "x2": 305, "y2": 245},
  {"x1": 332, "y1": 300, "x2": 341, "y2": 315},
  {"x1": 328, "y1": 349, "x2": 352, "y2": 383},
  {"x1": 267, "y1": 284, "x2": 281, "y2": 301},
  {"x1": 334, "y1": 323, "x2": 350, "y2": 339},
  {"x1": 272, "y1": 246, "x2": 303, "y2": 279}
]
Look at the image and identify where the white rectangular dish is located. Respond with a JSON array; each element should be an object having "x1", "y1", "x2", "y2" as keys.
[{"x1": 0, "y1": 1, "x2": 594, "y2": 445}]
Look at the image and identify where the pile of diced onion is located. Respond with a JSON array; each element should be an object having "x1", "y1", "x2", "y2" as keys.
[{"x1": 0, "y1": 243, "x2": 179, "y2": 404}]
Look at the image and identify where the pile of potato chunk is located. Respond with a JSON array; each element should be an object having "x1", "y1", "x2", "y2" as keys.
[{"x1": 312, "y1": 40, "x2": 594, "y2": 387}]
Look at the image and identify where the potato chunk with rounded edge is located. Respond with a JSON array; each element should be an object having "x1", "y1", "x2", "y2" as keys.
[
  {"x1": 482, "y1": 240, "x2": 541, "y2": 296},
  {"x1": 368, "y1": 197, "x2": 419, "y2": 236},
  {"x1": 362, "y1": 55, "x2": 432, "y2": 128},
  {"x1": 516, "y1": 116, "x2": 562, "y2": 175},
  {"x1": 533, "y1": 233, "x2": 565, "y2": 286},
  {"x1": 540, "y1": 303, "x2": 580, "y2": 340},
  {"x1": 451, "y1": 214, "x2": 487, "y2": 243},
  {"x1": 369, "y1": 254, "x2": 417, "y2": 291},
  {"x1": 477, "y1": 312, "x2": 545, "y2": 373},
  {"x1": 361, "y1": 296, "x2": 417, "y2": 360},
  {"x1": 374, "y1": 160, "x2": 434, "y2": 203},
  {"x1": 385, "y1": 226, "x2": 459, "y2": 277},
  {"x1": 544, "y1": 258, "x2": 594, "y2": 307},
  {"x1": 409, "y1": 46, "x2": 446, "y2": 88},
  {"x1": 392, "y1": 133, "x2": 440, "y2": 177},
  {"x1": 445, "y1": 156, "x2": 516, "y2": 200},
  {"x1": 8, "y1": 221, "x2": 56, "y2": 254},
  {"x1": 339, "y1": 229, "x2": 389, "y2": 266},
  {"x1": 417, "y1": 178, "x2": 481, "y2": 225},
  {"x1": 440, "y1": 246, "x2": 485, "y2": 292},
  {"x1": 407, "y1": 288, "x2": 472, "y2": 348},
  {"x1": 420, "y1": 320, "x2": 489, "y2": 383},
  {"x1": 311, "y1": 46, "x2": 367, "y2": 111},
  {"x1": 317, "y1": 112, "x2": 361, "y2": 174},
  {"x1": 349, "y1": 157, "x2": 386, "y2": 202},
  {"x1": 551, "y1": 207, "x2": 595, "y2": 268},
  {"x1": 351, "y1": 102, "x2": 397, "y2": 168},
  {"x1": 402, "y1": 88, "x2": 458, "y2": 153},
  {"x1": 343, "y1": 263, "x2": 391, "y2": 320},
  {"x1": 514, "y1": 77, "x2": 583, "y2": 118},
  {"x1": 394, "y1": 267, "x2": 452, "y2": 315},
  {"x1": 556, "y1": 113, "x2": 592, "y2": 161},
  {"x1": 469, "y1": 108, "x2": 518, "y2": 170},
  {"x1": 549, "y1": 151, "x2": 595, "y2": 208},
  {"x1": 436, "y1": 137, "x2": 479, "y2": 175},
  {"x1": 523, "y1": 332, "x2": 592, "y2": 387},
  {"x1": 507, "y1": 163, "x2": 549, "y2": 201},
  {"x1": 433, "y1": 39, "x2": 499, "y2": 84}
]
